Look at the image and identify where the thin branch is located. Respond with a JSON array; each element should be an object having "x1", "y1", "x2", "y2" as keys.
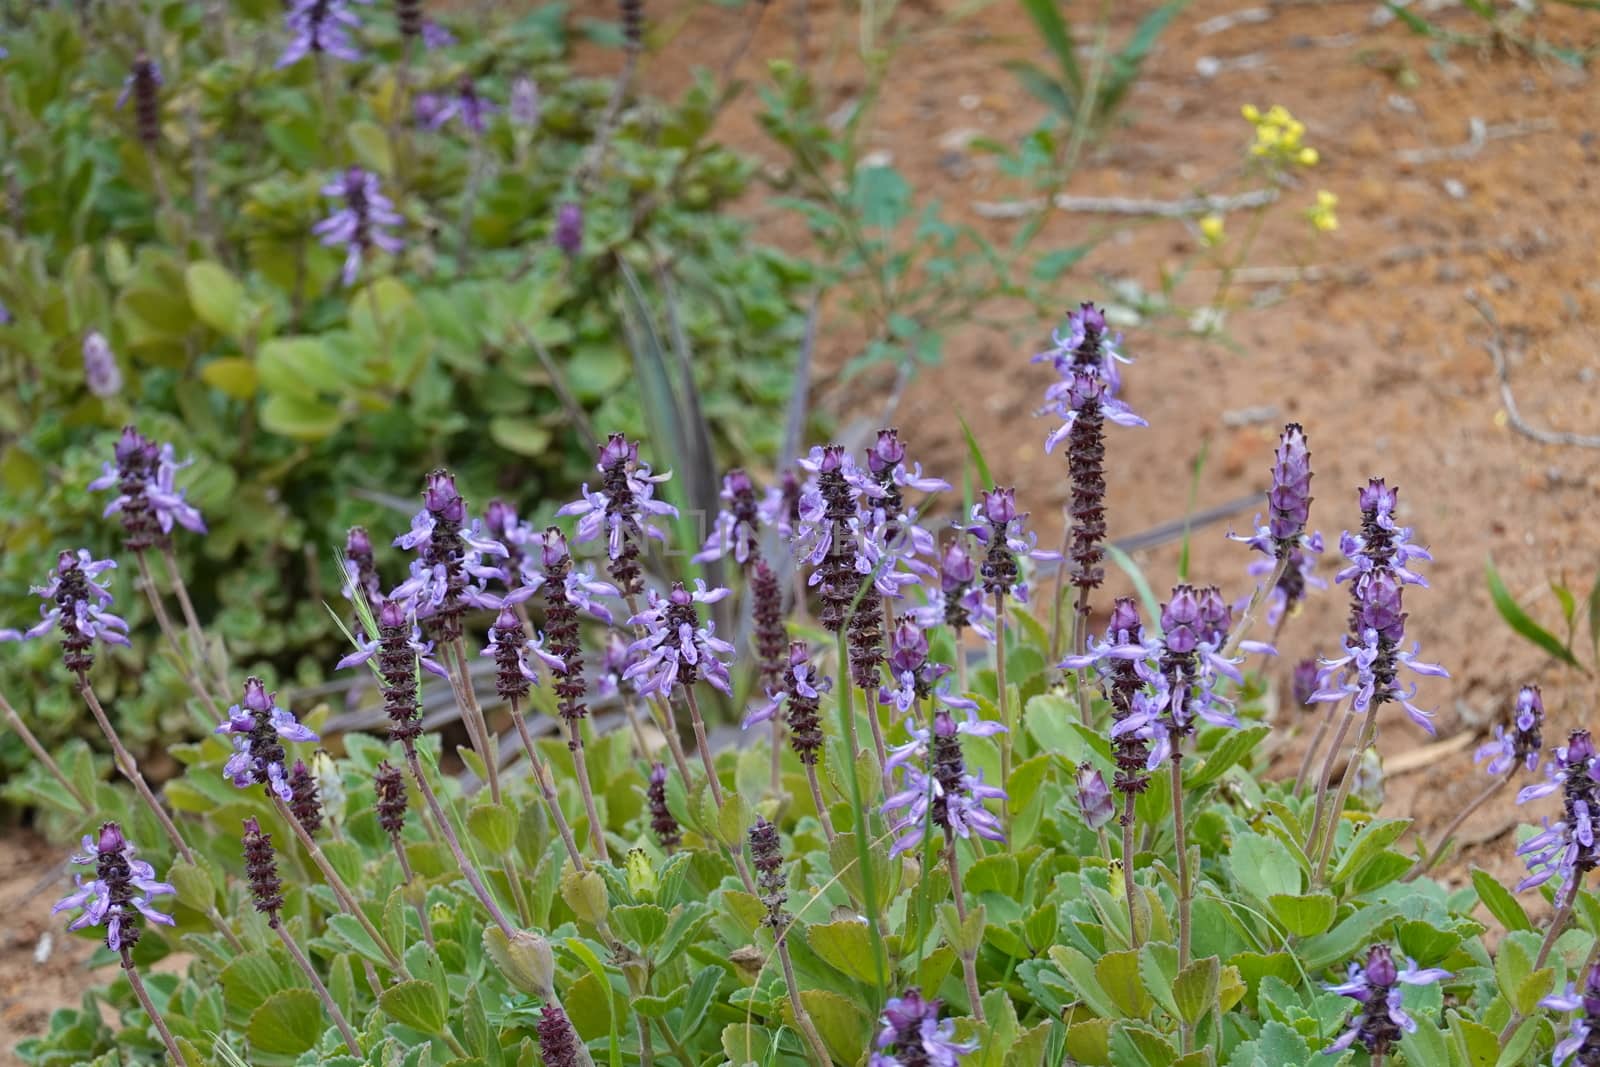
[
  {"x1": 1468, "y1": 291, "x2": 1600, "y2": 450},
  {"x1": 973, "y1": 187, "x2": 1278, "y2": 221}
]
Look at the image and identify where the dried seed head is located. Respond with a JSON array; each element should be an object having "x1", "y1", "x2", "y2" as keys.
[
  {"x1": 375, "y1": 760, "x2": 408, "y2": 838},
  {"x1": 242, "y1": 817, "x2": 285, "y2": 924}
]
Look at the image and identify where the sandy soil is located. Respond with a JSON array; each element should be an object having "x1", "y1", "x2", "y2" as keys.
[
  {"x1": 8, "y1": 0, "x2": 1600, "y2": 1051},
  {"x1": 0, "y1": 832, "x2": 97, "y2": 1066}
]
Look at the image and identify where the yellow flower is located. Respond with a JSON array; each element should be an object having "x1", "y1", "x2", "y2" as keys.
[
  {"x1": 1307, "y1": 189, "x2": 1339, "y2": 233},
  {"x1": 1199, "y1": 214, "x2": 1225, "y2": 246},
  {"x1": 1242, "y1": 102, "x2": 1320, "y2": 170}
]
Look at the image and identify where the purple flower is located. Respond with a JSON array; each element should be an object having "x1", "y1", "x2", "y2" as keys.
[
  {"x1": 912, "y1": 534, "x2": 995, "y2": 641},
  {"x1": 1475, "y1": 685, "x2": 1544, "y2": 777},
  {"x1": 421, "y1": 19, "x2": 454, "y2": 49},
  {"x1": 870, "y1": 988, "x2": 976, "y2": 1067},
  {"x1": 279, "y1": 0, "x2": 363, "y2": 67},
  {"x1": 342, "y1": 525, "x2": 383, "y2": 609},
  {"x1": 593, "y1": 631, "x2": 636, "y2": 701},
  {"x1": 625, "y1": 582, "x2": 736, "y2": 699},
  {"x1": 314, "y1": 166, "x2": 403, "y2": 287},
  {"x1": 883, "y1": 710, "x2": 1006, "y2": 856},
  {"x1": 1293, "y1": 658, "x2": 1320, "y2": 709},
  {"x1": 52, "y1": 823, "x2": 175, "y2": 952},
  {"x1": 1539, "y1": 961, "x2": 1600, "y2": 1066},
  {"x1": 965, "y1": 488, "x2": 1060, "y2": 605},
  {"x1": 1324, "y1": 944, "x2": 1450, "y2": 1057},
  {"x1": 336, "y1": 614, "x2": 449, "y2": 679},
  {"x1": 1514, "y1": 729, "x2": 1600, "y2": 891},
  {"x1": 743, "y1": 641, "x2": 827, "y2": 764},
  {"x1": 427, "y1": 77, "x2": 496, "y2": 134},
  {"x1": 538, "y1": 1003, "x2": 582, "y2": 1067},
  {"x1": 878, "y1": 616, "x2": 973, "y2": 717},
  {"x1": 0, "y1": 550, "x2": 130, "y2": 673},
  {"x1": 1075, "y1": 763, "x2": 1116, "y2": 830},
  {"x1": 481, "y1": 606, "x2": 564, "y2": 698},
  {"x1": 87, "y1": 428, "x2": 207, "y2": 548},
  {"x1": 389, "y1": 469, "x2": 509, "y2": 638},
  {"x1": 81, "y1": 332, "x2": 122, "y2": 397},
  {"x1": 554, "y1": 202, "x2": 583, "y2": 256},
  {"x1": 558, "y1": 434, "x2": 677, "y2": 596},
  {"x1": 648, "y1": 762, "x2": 681, "y2": 848},
  {"x1": 215, "y1": 677, "x2": 319, "y2": 802},
  {"x1": 1266, "y1": 423, "x2": 1313, "y2": 549},
  {"x1": 510, "y1": 77, "x2": 541, "y2": 128},
  {"x1": 695, "y1": 468, "x2": 766, "y2": 566}
]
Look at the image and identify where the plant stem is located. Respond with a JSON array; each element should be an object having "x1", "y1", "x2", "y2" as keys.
[
  {"x1": 1293, "y1": 699, "x2": 1335, "y2": 795},
  {"x1": 509, "y1": 697, "x2": 587, "y2": 872},
  {"x1": 134, "y1": 551, "x2": 225, "y2": 726},
  {"x1": 1072, "y1": 586, "x2": 1093, "y2": 729},
  {"x1": 682, "y1": 687, "x2": 725, "y2": 808},
  {"x1": 1306, "y1": 699, "x2": 1355, "y2": 859},
  {"x1": 835, "y1": 629, "x2": 887, "y2": 998},
  {"x1": 1048, "y1": 515, "x2": 1071, "y2": 663},
  {"x1": 449, "y1": 640, "x2": 502, "y2": 804},
  {"x1": 273, "y1": 794, "x2": 405, "y2": 971},
  {"x1": 566, "y1": 715, "x2": 610, "y2": 862},
  {"x1": 1314, "y1": 701, "x2": 1380, "y2": 886},
  {"x1": 78, "y1": 677, "x2": 194, "y2": 864},
  {"x1": 995, "y1": 592, "x2": 1012, "y2": 837},
  {"x1": 863, "y1": 686, "x2": 889, "y2": 788},
  {"x1": 1403, "y1": 770, "x2": 1513, "y2": 882},
  {"x1": 1221, "y1": 554, "x2": 1290, "y2": 659},
  {"x1": 1121, "y1": 793, "x2": 1142, "y2": 948},
  {"x1": 1171, "y1": 753, "x2": 1193, "y2": 1054},
  {"x1": 1500, "y1": 877, "x2": 1581, "y2": 1043},
  {"x1": 652, "y1": 1017, "x2": 697, "y2": 1066},
  {"x1": 390, "y1": 836, "x2": 437, "y2": 948},
  {"x1": 775, "y1": 928, "x2": 834, "y2": 1067},
  {"x1": 402, "y1": 744, "x2": 516, "y2": 937},
  {"x1": 121, "y1": 948, "x2": 188, "y2": 1066},
  {"x1": 946, "y1": 834, "x2": 986, "y2": 1024},
  {"x1": 770, "y1": 715, "x2": 785, "y2": 802},
  {"x1": 805, "y1": 763, "x2": 837, "y2": 841},
  {"x1": 159, "y1": 547, "x2": 224, "y2": 695},
  {"x1": 1, "y1": 691, "x2": 87, "y2": 811},
  {"x1": 275, "y1": 921, "x2": 361, "y2": 1055}
]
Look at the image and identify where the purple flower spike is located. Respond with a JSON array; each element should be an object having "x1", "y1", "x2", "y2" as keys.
[
  {"x1": 1539, "y1": 961, "x2": 1600, "y2": 1066},
  {"x1": 118, "y1": 56, "x2": 163, "y2": 148},
  {"x1": 87, "y1": 427, "x2": 207, "y2": 549},
  {"x1": 428, "y1": 77, "x2": 496, "y2": 134},
  {"x1": 421, "y1": 19, "x2": 455, "y2": 50},
  {"x1": 1075, "y1": 763, "x2": 1116, "y2": 830},
  {"x1": 559, "y1": 433, "x2": 677, "y2": 596},
  {"x1": 695, "y1": 468, "x2": 766, "y2": 566},
  {"x1": 314, "y1": 167, "x2": 403, "y2": 287},
  {"x1": 882, "y1": 709, "x2": 1006, "y2": 856},
  {"x1": 1514, "y1": 729, "x2": 1600, "y2": 892},
  {"x1": 215, "y1": 677, "x2": 319, "y2": 802},
  {"x1": 743, "y1": 641, "x2": 828, "y2": 764},
  {"x1": 1475, "y1": 685, "x2": 1544, "y2": 777},
  {"x1": 969, "y1": 487, "x2": 1059, "y2": 606},
  {"x1": 648, "y1": 762, "x2": 681, "y2": 848},
  {"x1": 1268, "y1": 424, "x2": 1314, "y2": 551},
  {"x1": 625, "y1": 581, "x2": 736, "y2": 699},
  {"x1": 82, "y1": 332, "x2": 122, "y2": 398},
  {"x1": 1, "y1": 550, "x2": 130, "y2": 674},
  {"x1": 870, "y1": 989, "x2": 977, "y2": 1067},
  {"x1": 52, "y1": 822, "x2": 175, "y2": 953},
  {"x1": 1324, "y1": 944, "x2": 1449, "y2": 1057},
  {"x1": 913, "y1": 533, "x2": 995, "y2": 642},
  {"x1": 280, "y1": 0, "x2": 364, "y2": 67},
  {"x1": 554, "y1": 202, "x2": 583, "y2": 256},
  {"x1": 1293, "y1": 658, "x2": 1320, "y2": 709}
]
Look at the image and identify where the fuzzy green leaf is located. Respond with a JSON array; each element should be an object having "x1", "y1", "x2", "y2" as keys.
[
  {"x1": 1487, "y1": 557, "x2": 1585, "y2": 670},
  {"x1": 379, "y1": 978, "x2": 448, "y2": 1034},
  {"x1": 246, "y1": 988, "x2": 324, "y2": 1055}
]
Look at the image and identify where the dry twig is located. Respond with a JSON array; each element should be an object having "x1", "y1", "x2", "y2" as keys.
[{"x1": 1467, "y1": 291, "x2": 1600, "y2": 450}]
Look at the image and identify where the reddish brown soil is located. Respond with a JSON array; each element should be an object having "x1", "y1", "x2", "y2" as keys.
[
  {"x1": 9, "y1": 0, "x2": 1600, "y2": 1050},
  {"x1": 0, "y1": 832, "x2": 99, "y2": 1066}
]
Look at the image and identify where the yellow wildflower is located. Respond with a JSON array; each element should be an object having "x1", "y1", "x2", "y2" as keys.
[
  {"x1": 1198, "y1": 214, "x2": 1225, "y2": 247},
  {"x1": 1307, "y1": 190, "x2": 1338, "y2": 233},
  {"x1": 1242, "y1": 102, "x2": 1319, "y2": 170}
]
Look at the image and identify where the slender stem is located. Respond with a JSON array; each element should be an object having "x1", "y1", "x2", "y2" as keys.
[
  {"x1": 621, "y1": 691, "x2": 652, "y2": 761},
  {"x1": 651, "y1": 693, "x2": 697, "y2": 802},
  {"x1": 956, "y1": 635, "x2": 969, "y2": 699},
  {"x1": 770, "y1": 715, "x2": 785, "y2": 801},
  {"x1": 1048, "y1": 513, "x2": 1071, "y2": 662},
  {"x1": 1403, "y1": 771, "x2": 1512, "y2": 882},
  {"x1": 1314, "y1": 701, "x2": 1380, "y2": 886},
  {"x1": 403, "y1": 745, "x2": 516, "y2": 937},
  {"x1": 135, "y1": 552, "x2": 225, "y2": 726},
  {"x1": 652, "y1": 1017, "x2": 697, "y2": 1066},
  {"x1": 863, "y1": 686, "x2": 889, "y2": 784},
  {"x1": 567, "y1": 717, "x2": 610, "y2": 862},
  {"x1": 776, "y1": 930, "x2": 834, "y2": 1067},
  {"x1": 835, "y1": 629, "x2": 887, "y2": 997},
  {"x1": 837, "y1": 633, "x2": 861, "y2": 760},
  {"x1": 273, "y1": 794, "x2": 405, "y2": 970},
  {"x1": 390, "y1": 836, "x2": 437, "y2": 948},
  {"x1": 121, "y1": 949, "x2": 188, "y2": 1066},
  {"x1": 78, "y1": 677, "x2": 194, "y2": 864},
  {"x1": 1293, "y1": 700, "x2": 1335, "y2": 794},
  {"x1": 159, "y1": 547, "x2": 222, "y2": 694},
  {"x1": 683, "y1": 687, "x2": 725, "y2": 807},
  {"x1": 1306, "y1": 699, "x2": 1355, "y2": 859},
  {"x1": 1, "y1": 693, "x2": 88, "y2": 810},
  {"x1": 1500, "y1": 878, "x2": 1581, "y2": 1043},
  {"x1": 946, "y1": 834, "x2": 986, "y2": 1024},
  {"x1": 1120, "y1": 793, "x2": 1141, "y2": 948},
  {"x1": 510, "y1": 697, "x2": 587, "y2": 871},
  {"x1": 1072, "y1": 586, "x2": 1093, "y2": 728},
  {"x1": 995, "y1": 593, "x2": 1012, "y2": 837},
  {"x1": 275, "y1": 921, "x2": 361, "y2": 1055},
  {"x1": 1222, "y1": 554, "x2": 1290, "y2": 659},
  {"x1": 457, "y1": 134, "x2": 487, "y2": 271},
  {"x1": 449, "y1": 640, "x2": 501, "y2": 804},
  {"x1": 1171, "y1": 753, "x2": 1192, "y2": 1054},
  {"x1": 804, "y1": 762, "x2": 837, "y2": 841}
]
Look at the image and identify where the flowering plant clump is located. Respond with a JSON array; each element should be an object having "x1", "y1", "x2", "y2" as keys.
[{"x1": 5, "y1": 306, "x2": 1588, "y2": 1067}]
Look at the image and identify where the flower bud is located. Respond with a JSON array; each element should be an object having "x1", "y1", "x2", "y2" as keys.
[{"x1": 560, "y1": 867, "x2": 609, "y2": 926}]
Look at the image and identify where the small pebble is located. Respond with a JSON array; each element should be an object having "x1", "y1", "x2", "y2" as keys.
[{"x1": 1443, "y1": 178, "x2": 1467, "y2": 199}]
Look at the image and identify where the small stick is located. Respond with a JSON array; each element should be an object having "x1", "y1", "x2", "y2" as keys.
[
  {"x1": 1403, "y1": 769, "x2": 1514, "y2": 882},
  {"x1": 273, "y1": 792, "x2": 405, "y2": 970},
  {"x1": 275, "y1": 921, "x2": 361, "y2": 1055},
  {"x1": 946, "y1": 833, "x2": 986, "y2": 1024},
  {"x1": 121, "y1": 947, "x2": 188, "y2": 1065},
  {"x1": 402, "y1": 744, "x2": 517, "y2": 937},
  {"x1": 135, "y1": 551, "x2": 225, "y2": 726},
  {"x1": 509, "y1": 697, "x2": 587, "y2": 872},
  {"x1": 78, "y1": 677, "x2": 194, "y2": 864},
  {"x1": 1121, "y1": 793, "x2": 1142, "y2": 948},
  {"x1": 682, "y1": 688, "x2": 724, "y2": 808}
]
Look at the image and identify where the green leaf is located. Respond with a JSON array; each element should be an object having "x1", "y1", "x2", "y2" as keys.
[
  {"x1": 260, "y1": 393, "x2": 343, "y2": 440},
  {"x1": 956, "y1": 413, "x2": 994, "y2": 489},
  {"x1": 1186, "y1": 726, "x2": 1270, "y2": 788},
  {"x1": 379, "y1": 979, "x2": 448, "y2": 1034},
  {"x1": 488, "y1": 415, "x2": 552, "y2": 457},
  {"x1": 201, "y1": 357, "x2": 260, "y2": 400},
  {"x1": 347, "y1": 120, "x2": 393, "y2": 177},
  {"x1": 1004, "y1": 60, "x2": 1075, "y2": 119},
  {"x1": 1136, "y1": 942, "x2": 1180, "y2": 1020},
  {"x1": 1050, "y1": 946, "x2": 1118, "y2": 1019},
  {"x1": 326, "y1": 914, "x2": 390, "y2": 967},
  {"x1": 797, "y1": 989, "x2": 871, "y2": 1065},
  {"x1": 1487, "y1": 557, "x2": 1585, "y2": 670},
  {"x1": 1588, "y1": 572, "x2": 1600, "y2": 664},
  {"x1": 1173, "y1": 956, "x2": 1220, "y2": 1026},
  {"x1": 1095, "y1": 950, "x2": 1153, "y2": 1018},
  {"x1": 185, "y1": 260, "x2": 249, "y2": 342},
  {"x1": 467, "y1": 802, "x2": 518, "y2": 854},
  {"x1": 808, "y1": 919, "x2": 881, "y2": 984},
  {"x1": 168, "y1": 860, "x2": 215, "y2": 912},
  {"x1": 849, "y1": 166, "x2": 912, "y2": 231},
  {"x1": 1496, "y1": 1017, "x2": 1539, "y2": 1067},
  {"x1": 720, "y1": 1023, "x2": 774, "y2": 1065},
  {"x1": 246, "y1": 988, "x2": 324, "y2": 1055},
  {"x1": 1399, "y1": 1010, "x2": 1449, "y2": 1067},
  {"x1": 611, "y1": 904, "x2": 669, "y2": 949},
  {"x1": 1495, "y1": 933, "x2": 1532, "y2": 1005},
  {"x1": 1301, "y1": 904, "x2": 1402, "y2": 970},
  {"x1": 1016, "y1": 0, "x2": 1082, "y2": 92},
  {"x1": 1268, "y1": 893, "x2": 1337, "y2": 938},
  {"x1": 1031, "y1": 245, "x2": 1093, "y2": 282},
  {"x1": 1329, "y1": 818, "x2": 1412, "y2": 885},
  {"x1": 1449, "y1": 1012, "x2": 1500, "y2": 1067},
  {"x1": 1227, "y1": 832, "x2": 1303, "y2": 901}
]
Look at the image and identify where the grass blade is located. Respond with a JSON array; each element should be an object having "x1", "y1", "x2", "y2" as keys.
[
  {"x1": 1486, "y1": 557, "x2": 1585, "y2": 672},
  {"x1": 1107, "y1": 543, "x2": 1162, "y2": 626},
  {"x1": 956, "y1": 413, "x2": 994, "y2": 490},
  {"x1": 1587, "y1": 571, "x2": 1600, "y2": 665},
  {"x1": 1016, "y1": 0, "x2": 1082, "y2": 97}
]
